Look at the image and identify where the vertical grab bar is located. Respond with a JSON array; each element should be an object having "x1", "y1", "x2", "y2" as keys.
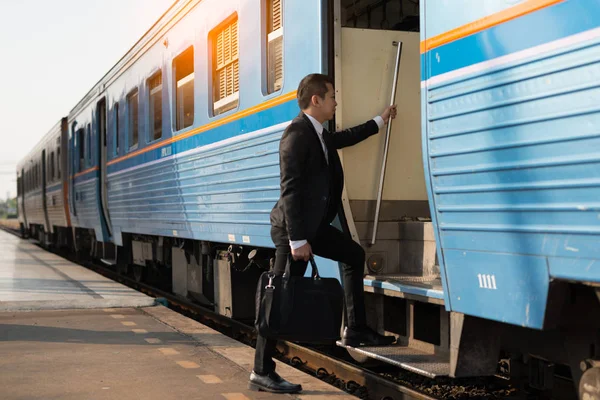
[{"x1": 371, "y1": 41, "x2": 402, "y2": 246}]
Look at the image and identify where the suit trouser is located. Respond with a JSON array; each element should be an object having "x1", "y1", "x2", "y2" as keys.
[{"x1": 253, "y1": 224, "x2": 367, "y2": 375}]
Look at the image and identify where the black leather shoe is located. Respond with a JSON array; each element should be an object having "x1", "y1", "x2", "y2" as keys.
[
  {"x1": 248, "y1": 370, "x2": 302, "y2": 393},
  {"x1": 341, "y1": 326, "x2": 396, "y2": 347}
]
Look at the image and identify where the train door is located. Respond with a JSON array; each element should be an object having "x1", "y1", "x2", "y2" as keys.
[
  {"x1": 97, "y1": 98, "x2": 112, "y2": 238},
  {"x1": 41, "y1": 150, "x2": 51, "y2": 236},
  {"x1": 334, "y1": 1, "x2": 432, "y2": 281},
  {"x1": 20, "y1": 168, "x2": 27, "y2": 228},
  {"x1": 59, "y1": 120, "x2": 71, "y2": 228},
  {"x1": 332, "y1": 0, "x2": 453, "y2": 374},
  {"x1": 69, "y1": 122, "x2": 78, "y2": 219}
]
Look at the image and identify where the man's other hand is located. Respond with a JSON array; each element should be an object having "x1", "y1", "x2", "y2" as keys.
[
  {"x1": 291, "y1": 242, "x2": 312, "y2": 262},
  {"x1": 381, "y1": 105, "x2": 398, "y2": 124}
]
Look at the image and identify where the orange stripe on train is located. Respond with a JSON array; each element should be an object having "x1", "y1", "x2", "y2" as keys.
[
  {"x1": 420, "y1": 0, "x2": 564, "y2": 54},
  {"x1": 106, "y1": 90, "x2": 298, "y2": 167}
]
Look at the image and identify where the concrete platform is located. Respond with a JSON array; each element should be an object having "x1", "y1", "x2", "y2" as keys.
[
  {"x1": 0, "y1": 231, "x2": 155, "y2": 311},
  {"x1": 0, "y1": 231, "x2": 355, "y2": 399},
  {"x1": 0, "y1": 307, "x2": 354, "y2": 399}
]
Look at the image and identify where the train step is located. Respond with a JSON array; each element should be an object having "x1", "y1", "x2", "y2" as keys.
[
  {"x1": 336, "y1": 341, "x2": 450, "y2": 378},
  {"x1": 364, "y1": 273, "x2": 444, "y2": 301}
]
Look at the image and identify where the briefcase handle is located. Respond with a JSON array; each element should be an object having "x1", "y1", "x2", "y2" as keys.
[
  {"x1": 283, "y1": 254, "x2": 321, "y2": 280},
  {"x1": 309, "y1": 256, "x2": 321, "y2": 280}
]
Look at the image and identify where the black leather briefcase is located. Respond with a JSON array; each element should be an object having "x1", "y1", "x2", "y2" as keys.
[{"x1": 255, "y1": 256, "x2": 343, "y2": 344}]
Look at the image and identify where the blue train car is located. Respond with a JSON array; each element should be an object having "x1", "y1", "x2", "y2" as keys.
[
  {"x1": 17, "y1": 119, "x2": 70, "y2": 245},
  {"x1": 418, "y1": 0, "x2": 600, "y2": 394},
  {"x1": 19, "y1": 0, "x2": 600, "y2": 397}
]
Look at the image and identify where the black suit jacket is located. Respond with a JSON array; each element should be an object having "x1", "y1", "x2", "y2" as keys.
[{"x1": 270, "y1": 112, "x2": 380, "y2": 242}]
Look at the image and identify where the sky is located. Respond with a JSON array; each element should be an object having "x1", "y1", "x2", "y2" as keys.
[{"x1": 0, "y1": 0, "x2": 176, "y2": 200}]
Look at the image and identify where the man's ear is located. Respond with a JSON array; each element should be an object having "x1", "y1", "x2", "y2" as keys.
[{"x1": 311, "y1": 94, "x2": 321, "y2": 108}]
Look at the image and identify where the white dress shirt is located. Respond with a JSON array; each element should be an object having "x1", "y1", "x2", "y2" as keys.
[{"x1": 289, "y1": 113, "x2": 385, "y2": 250}]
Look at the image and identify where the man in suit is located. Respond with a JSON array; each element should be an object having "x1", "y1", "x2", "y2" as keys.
[{"x1": 249, "y1": 73, "x2": 397, "y2": 394}]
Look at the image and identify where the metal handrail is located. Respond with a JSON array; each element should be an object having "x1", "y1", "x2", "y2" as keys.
[{"x1": 371, "y1": 41, "x2": 402, "y2": 246}]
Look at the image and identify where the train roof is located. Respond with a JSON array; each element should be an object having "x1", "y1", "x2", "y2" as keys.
[
  {"x1": 17, "y1": 118, "x2": 66, "y2": 171},
  {"x1": 18, "y1": 1, "x2": 192, "y2": 171},
  {"x1": 67, "y1": 0, "x2": 195, "y2": 121}
]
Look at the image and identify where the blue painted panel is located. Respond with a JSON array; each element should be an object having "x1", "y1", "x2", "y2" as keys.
[
  {"x1": 107, "y1": 121, "x2": 287, "y2": 247},
  {"x1": 364, "y1": 279, "x2": 445, "y2": 300},
  {"x1": 549, "y1": 257, "x2": 600, "y2": 283},
  {"x1": 444, "y1": 249, "x2": 549, "y2": 329},
  {"x1": 421, "y1": 89, "x2": 452, "y2": 308},
  {"x1": 442, "y1": 231, "x2": 600, "y2": 260},
  {"x1": 423, "y1": 0, "x2": 600, "y2": 80},
  {"x1": 72, "y1": 177, "x2": 102, "y2": 237}
]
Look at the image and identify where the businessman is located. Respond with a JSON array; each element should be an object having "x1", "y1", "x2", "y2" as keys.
[{"x1": 249, "y1": 73, "x2": 397, "y2": 394}]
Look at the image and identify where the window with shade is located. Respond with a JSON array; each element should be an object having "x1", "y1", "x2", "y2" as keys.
[
  {"x1": 113, "y1": 103, "x2": 120, "y2": 156},
  {"x1": 173, "y1": 47, "x2": 194, "y2": 131},
  {"x1": 212, "y1": 16, "x2": 239, "y2": 115},
  {"x1": 49, "y1": 152, "x2": 55, "y2": 182},
  {"x1": 266, "y1": 0, "x2": 283, "y2": 93},
  {"x1": 148, "y1": 72, "x2": 163, "y2": 140},
  {"x1": 77, "y1": 128, "x2": 85, "y2": 172},
  {"x1": 86, "y1": 124, "x2": 91, "y2": 165},
  {"x1": 56, "y1": 143, "x2": 61, "y2": 179}
]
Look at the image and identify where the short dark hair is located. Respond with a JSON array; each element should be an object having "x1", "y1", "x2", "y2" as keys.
[{"x1": 297, "y1": 73, "x2": 334, "y2": 110}]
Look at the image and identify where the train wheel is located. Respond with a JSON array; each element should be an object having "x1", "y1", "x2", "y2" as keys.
[
  {"x1": 116, "y1": 262, "x2": 128, "y2": 276},
  {"x1": 133, "y1": 265, "x2": 146, "y2": 283}
]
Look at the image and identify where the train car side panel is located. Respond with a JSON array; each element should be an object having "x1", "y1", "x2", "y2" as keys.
[{"x1": 423, "y1": 0, "x2": 600, "y2": 329}]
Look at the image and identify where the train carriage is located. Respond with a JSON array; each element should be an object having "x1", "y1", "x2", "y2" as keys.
[{"x1": 17, "y1": 119, "x2": 70, "y2": 244}]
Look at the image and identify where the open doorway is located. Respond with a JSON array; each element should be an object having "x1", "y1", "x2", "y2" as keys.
[{"x1": 334, "y1": 0, "x2": 435, "y2": 280}]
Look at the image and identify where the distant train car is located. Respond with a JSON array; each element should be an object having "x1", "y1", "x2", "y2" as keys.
[
  {"x1": 17, "y1": 119, "x2": 70, "y2": 244},
  {"x1": 18, "y1": 0, "x2": 600, "y2": 397}
]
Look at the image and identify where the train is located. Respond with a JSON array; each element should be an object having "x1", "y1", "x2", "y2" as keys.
[{"x1": 16, "y1": 0, "x2": 600, "y2": 398}]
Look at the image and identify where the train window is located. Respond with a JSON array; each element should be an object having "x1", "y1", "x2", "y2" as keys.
[
  {"x1": 114, "y1": 103, "x2": 120, "y2": 156},
  {"x1": 212, "y1": 16, "x2": 239, "y2": 115},
  {"x1": 78, "y1": 128, "x2": 85, "y2": 172},
  {"x1": 49, "y1": 152, "x2": 55, "y2": 181},
  {"x1": 148, "y1": 72, "x2": 163, "y2": 140},
  {"x1": 86, "y1": 124, "x2": 92, "y2": 166},
  {"x1": 56, "y1": 146, "x2": 61, "y2": 179},
  {"x1": 173, "y1": 47, "x2": 194, "y2": 131},
  {"x1": 127, "y1": 89, "x2": 139, "y2": 148},
  {"x1": 265, "y1": 0, "x2": 283, "y2": 93}
]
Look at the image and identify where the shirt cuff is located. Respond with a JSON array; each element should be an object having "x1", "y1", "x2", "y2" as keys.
[
  {"x1": 373, "y1": 115, "x2": 385, "y2": 129},
  {"x1": 289, "y1": 239, "x2": 308, "y2": 250}
]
